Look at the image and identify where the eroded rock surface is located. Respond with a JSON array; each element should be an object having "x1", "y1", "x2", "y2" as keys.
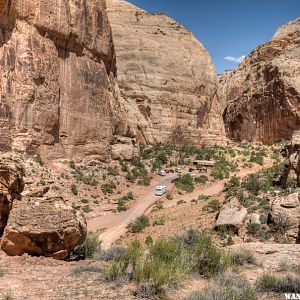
[
  {"x1": 1, "y1": 196, "x2": 87, "y2": 259},
  {"x1": 107, "y1": 0, "x2": 226, "y2": 146},
  {"x1": 0, "y1": 0, "x2": 128, "y2": 161},
  {"x1": 269, "y1": 192, "x2": 300, "y2": 242},
  {"x1": 221, "y1": 18, "x2": 300, "y2": 142},
  {"x1": 215, "y1": 197, "x2": 247, "y2": 233},
  {"x1": 0, "y1": 154, "x2": 24, "y2": 234}
]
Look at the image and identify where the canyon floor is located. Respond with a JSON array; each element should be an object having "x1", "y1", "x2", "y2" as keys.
[{"x1": 0, "y1": 142, "x2": 299, "y2": 300}]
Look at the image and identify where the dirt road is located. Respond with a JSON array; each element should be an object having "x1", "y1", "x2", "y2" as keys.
[
  {"x1": 88, "y1": 161, "x2": 270, "y2": 248},
  {"x1": 87, "y1": 173, "x2": 177, "y2": 249}
]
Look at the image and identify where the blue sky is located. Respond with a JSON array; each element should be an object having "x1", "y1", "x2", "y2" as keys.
[{"x1": 127, "y1": 0, "x2": 299, "y2": 73}]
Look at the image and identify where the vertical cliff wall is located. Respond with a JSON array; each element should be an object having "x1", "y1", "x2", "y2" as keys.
[
  {"x1": 221, "y1": 18, "x2": 300, "y2": 143},
  {"x1": 107, "y1": 0, "x2": 226, "y2": 146},
  {"x1": 0, "y1": 0, "x2": 123, "y2": 161}
]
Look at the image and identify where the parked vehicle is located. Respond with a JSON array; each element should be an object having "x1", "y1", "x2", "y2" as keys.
[
  {"x1": 188, "y1": 167, "x2": 195, "y2": 172},
  {"x1": 175, "y1": 167, "x2": 182, "y2": 173},
  {"x1": 158, "y1": 170, "x2": 166, "y2": 176},
  {"x1": 169, "y1": 169, "x2": 175, "y2": 173},
  {"x1": 155, "y1": 185, "x2": 167, "y2": 196},
  {"x1": 165, "y1": 169, "x2": 170, "y2": 174},
  {"x1": 188, "y1": 172, "x2": 196, "y2": 177}
]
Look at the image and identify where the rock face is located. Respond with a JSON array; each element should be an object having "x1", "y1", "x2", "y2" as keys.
[
  {"x1": 269, "y1": 192, "x2": 300, "y2": 242},
  {"x1": 0, "y1": 154, "x2": 24, "y2": 234},
  {"x1": 215, "y1": 197, "x2": 247, "y2": 233},
  {"x1": 107, "y1": 0, "x2": 226, "y2": 146},
  {"x1": 222, "y1": 18, "x2": 300, "y2": 143},
  {"x1": 0, "y1": 0, "x2": 129, "y2": 161},
  {"x1": 1, "y1": 196, "x2": 87, "y2": 259}
]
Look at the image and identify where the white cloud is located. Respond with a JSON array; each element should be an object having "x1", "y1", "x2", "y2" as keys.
[{"x1": 223, "y1": 55, "x2": 246, "y2": 63}]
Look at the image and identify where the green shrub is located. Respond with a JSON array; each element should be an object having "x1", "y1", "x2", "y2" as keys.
[
  {"x1": 225, "y1": 175, "x2": 241, "y2": 199},
  {"x1": 127, "y1": 216, "x2": 150, "y2": 233},
  {"x1": 175, "y1": 174, "x2": 194, "y2": 192},
  {"x1": 71, "y1": 184, "x2": 78, "y2": 196},
  {"x1": 166, "y1": 192, "x2": 173, "y2": 200},
  {"x1": 194, "y1": 235, "x2": 231, "y2": 278},
  {"x1": 101, "y1": 182, "x2": 116, "y2": 194},
  {"x1": 194, "y1": 175, "x2": 208, "y2": 185},
  {"x1": 202, "y1": 199, "x2": 220, "y2": 213},
  {"x1": 82, "y1": 205, "x2": 92, "y2": 213},
  {"x1": 98, "y1": 246, "x2": 127, "y2": 261},
  {"x1": 72, "y1": 233, "x2": 101, "y2": 259},
  {"x1": 247, "y1": 223, "x2": 261, "y2": 235}
]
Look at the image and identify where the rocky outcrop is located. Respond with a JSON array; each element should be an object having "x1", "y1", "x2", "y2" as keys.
[
  {"x1": 111, "y1": 136, "x2": 139, "y2": 160},
  {"x1": 0, "y1": 154, "x2": 24, "y2": 234},
  {"x1": 269, "y1": 192, "x2": 300, "y2": 242},
  {"x1": 215, "y1": 197, "x2": 247, "y2": 233},
  {"x1": 1, "y1": 196, "x2": 87, "y2": 259},
  {"x1": 107, "y1": 0, "x2": 226, "y2": 146},
  {"x1": 0, "y1": 0, "x2": 130, "y2": 161},
  {"x1": 221, "y1": 18, "x2": 300, "y2": 143}
]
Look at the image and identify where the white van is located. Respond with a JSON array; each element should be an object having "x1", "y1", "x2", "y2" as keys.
[
  {"x1": 158, "y1": 170, "x2": 166, "y2": 176},
  {"x1": 155, "y1": 185, "x2": 167, "y2": 196},
  {"x1": 175, "y1": 167, "x2": 182, "y2": 173}
]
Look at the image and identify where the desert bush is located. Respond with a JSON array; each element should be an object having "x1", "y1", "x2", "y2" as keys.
[
  {"x1": 231, "y1": 248, "x2": 257, "y2": 266},
  {"x1": 166, "y1": 191, "x2": 173, "y2": 200},
  {"x1": 247, "y1": 223, "x2": 261, "y2": 235},
  {"x1": 184, "y1": 272, "x2": 257, "y2": 300},
  {"x1": 101, "y1": 182, "x2": 116, "y2": 194},
  {"x1": 175, "y1": 174, "x2": 194, "y2": 192},
  {"x1": 225, "y1": 175, "x2": 241, "y2": 199},
  {"x1": 211, "y1": 156, "x2": 236, "y2": 180},
  {"x1": 256, "y1": 273, "x2": 300, "y2": 293},
  {"x1": 82, "y1": 205, "x2": 92, "y2": 213},
  {"x1": 71, "y1": 183, "x2": 78, "y2": 196},
  {"x1": 127, "y1": 216, "x2": 150, "y2": 233},
  {"x1": 71, "y1": 233, "x2": 101, "y2": 259},
  {"x1": 0, "y1": 268, "x2": 4, "y2": 277},
  {"x1": 194, "y1": 175, "x2": 208, "y2": 185},
  {"x1": 98, "y1": 246, "x2": 127, "y2": 261},
  {"x1": 202, "y1": 199, "x2": 220, "y2": 213}
]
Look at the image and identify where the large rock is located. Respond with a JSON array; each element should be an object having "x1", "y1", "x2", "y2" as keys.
[
  {"x1": 0, "y1": 154, "x2": 24, "y2": 234},
  {"x1": 0, "y1": 0, "x2": 127, "y2": 161},
  {"x1": 215, "y1": 197, "x2": 247, "y2": 232},
  {"x1": 107, "y1": 0, "x2": 226, "y2": 146},
  {"x1": 111, "y1": 136, "x2": 139, "y2": 160},
  {"x1": 269, "y1": 192, "x2": 300, "y2": 242},
  {"x1": 0, "y1": 196, "x2": 87, "y2": 259},
  {"x1": 221, "y1": 18, "x2": 300, "y2": 143}
]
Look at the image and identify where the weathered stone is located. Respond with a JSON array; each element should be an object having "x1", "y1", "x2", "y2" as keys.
[
  {"x1": 269, "y1": 193, "x2": 300, "y2": 242},
  {"x1": 107, "y1": 0, "x2": 226, "y2": 147},
  {"x1": 0, "y1": 0, "x2": 121, "y2": 161},
  {"x1": 0, "y1": 196, "x2": 87, "y2": 259},
  {"x1": 0, "y1": 153, "x2": 24, "y2": 234},
  {"x1": 221, "y1": 18, "x2": 300, "y2": 143},
  {"x1": 215, "y1": 197, "x2": 247, "y2": 232},
  {"x1": 250, "y1": 213, "x2": 261, "y2": 225},
  {"x1": 111, "y1": 136, "x2": 139, "y2": 160}
]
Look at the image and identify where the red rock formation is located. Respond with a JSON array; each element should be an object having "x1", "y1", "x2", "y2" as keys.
[
  {"x1": 0, "y1": 0, "x2": 121, "y2": 161},
  {"x1": 107, "y1": 0, "x2": 226, "y2": 146},
  {"x1": 221, "y1": 18, "x2": 300, "y2": 143}
]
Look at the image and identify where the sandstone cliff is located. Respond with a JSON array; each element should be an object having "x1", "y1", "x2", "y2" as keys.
[
  {"x1": 221, "y1": 18, "x2": 300, "y2": 142},
  {"x1": 0, "y1": 0, "x2": 130, "y2": 161},
  {"x1": 107, "y1": 0, "x2": 226, "y2": 146}
]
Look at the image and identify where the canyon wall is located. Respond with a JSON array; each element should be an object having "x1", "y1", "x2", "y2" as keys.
[
  {"x1": 107, "y1": 0, "x2": 226, "y2": 146},
  {"x1": 221, "y1": 18, "x2": 300, "y2": 143},
  {"x1": 0, "y1": 0, "x2": 130, "y2": 161}
]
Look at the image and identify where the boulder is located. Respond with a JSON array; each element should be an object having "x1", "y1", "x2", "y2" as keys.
[
  {"x1": 250, "y1": 213, "x2": 261, "y2": 225},
  {"x1": 0, "y1": 196, "x2": 87, "y2": 259},
  {"x1": 111, "y1": 136, "x2": 139, "y2": 160},
  {"x1": 269, "y1": 193, "x2": 300, "y2": 242},
  {"x1": 215, "y1": 197, "x2": 247, "y2": 232}
]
